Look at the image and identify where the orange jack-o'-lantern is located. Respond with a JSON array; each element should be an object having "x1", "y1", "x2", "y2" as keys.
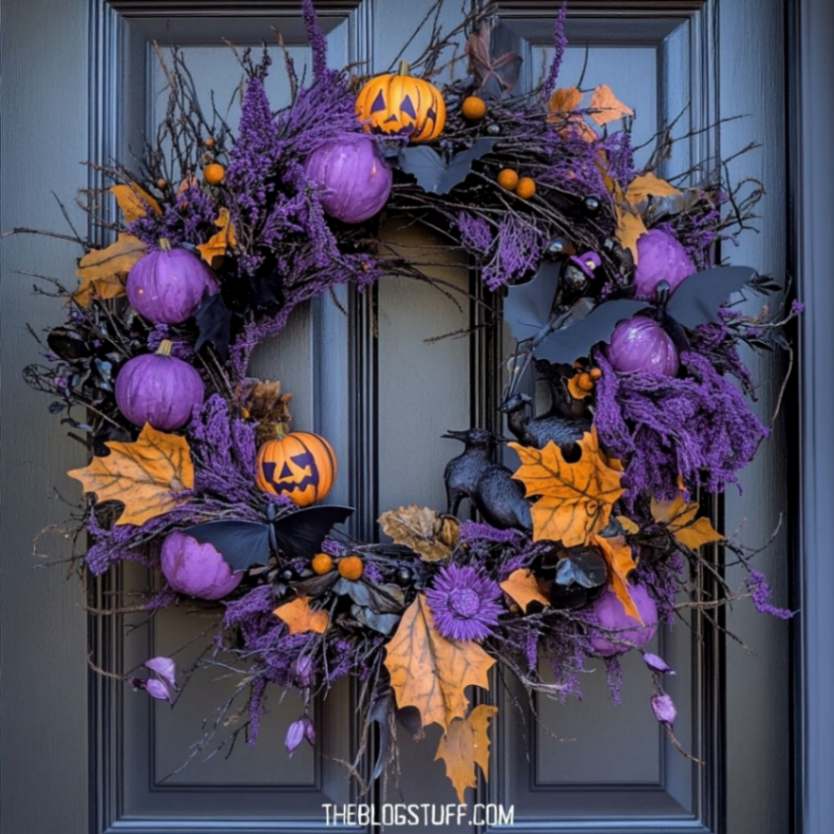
[
  {"x1": 255, "y1": 430, "x2": 337, "y2": 507},
  {"x1": 355, "y1": 61, "x2": 446, "y2": 143}
]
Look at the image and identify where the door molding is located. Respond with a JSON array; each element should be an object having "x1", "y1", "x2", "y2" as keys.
[{"x1": 791, "y1": 2, "x2": 834, "y2": 833}]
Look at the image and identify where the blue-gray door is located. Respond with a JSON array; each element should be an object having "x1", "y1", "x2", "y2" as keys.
[{"x1": 1, "y1": 2, "x2": 792, "y2": 833}]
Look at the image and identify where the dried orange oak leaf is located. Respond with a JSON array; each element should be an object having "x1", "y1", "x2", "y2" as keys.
[
  {"x1": 547, "y1": 86, "x2": 582, "y2": 117},
  {"x1": 435, "y1": 704, "x2": 498, "y2": 803},
  {"x1": 625, "y1": 172, "x2": 682, "y2": 206},
  {"x1": 500, "y1": 569, "x2": 549, "y2": 612},
  {"x1": 111, "y1": 183, "x2": 161, "y2": 222},
  {"x1": 589, "y1": 83, "x2": 634, "y2": 125},
  {"x1": 378, "y1": 505, "x2": 459, "y2": 562},
  {"x1": 510, "y1": 429, "x2": 624, "y2": 548},
  {"x1": 197, "y1": 207, "x2": 237, "y2": 266},
  {"x1": 67, "y1": 423, "x2": 193, "y2": 526},
  {"x1": 650, "y1": 493, "x2": 724, "y2": 551},
  {"x1": 615, "y1": 206, "x2": 648, "y2": 262},
  {"x1": 74, "y1": 233, "x2": 146, "y2": 307},
  {"x1": 384, "y1": 595, "x2": 494, "y2": 730},
  {"x1": 592, "y1": 533, "x2": 640, "y2": 621},
  {"x1": 274, "y1": 596, "x2": 329, "y2": 634}
]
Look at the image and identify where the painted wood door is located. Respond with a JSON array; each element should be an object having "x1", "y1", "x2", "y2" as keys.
[{"x1": 1, "y1": 1, "x2": 791, "y2": 833}]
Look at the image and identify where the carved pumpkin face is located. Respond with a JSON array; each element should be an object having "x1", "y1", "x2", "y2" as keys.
[
  {"x1": 255, "y1": 431, "x2": 337, "y2": 507},
  {"x1": 355, "y1": 64, "x2": 446, "y2": 143}
]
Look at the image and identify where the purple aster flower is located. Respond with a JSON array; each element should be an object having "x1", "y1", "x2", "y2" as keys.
[{"x1": 426, "y1": 564, "x2": 503, "y2": 642}]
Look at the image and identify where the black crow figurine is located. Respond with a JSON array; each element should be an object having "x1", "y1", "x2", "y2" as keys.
[
  {"x1": 472, "y1": 464, "x2": 532, "y2": 532},
  {"x1": 502, "y1": 392, "x2": 589, "y2": 450},
  {"x1": 442, "y1": 428, "x2": 497, "y2": 515}
]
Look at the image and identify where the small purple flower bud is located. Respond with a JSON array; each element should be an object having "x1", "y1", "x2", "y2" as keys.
[
  {"x1": 292, "y1": 655, "x2": 314, "y2": 688},
  {"x1": 285, "y1": 717, "x2": 315, "y2": 753},
  {"x1": 651, "y1": 693, "x2": 677, "y2": 725},
  {"x1": 642, "y1": 652, "x2": 674, "y2": 674},
  {"x1": 145, "y1": 656, "x2": 176, "y2": 690},
  {"x1": 145, "y1": 678, "x2": 172, "y2": 702}
]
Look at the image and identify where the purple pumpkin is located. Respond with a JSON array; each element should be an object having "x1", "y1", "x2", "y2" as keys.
[
  {"x1": 633, "y1": 229, "x2": 695, "y2": 301},
  {"x1": 304, "y1": 134, "x2": 392, "y2": 224},
  {"x1": 607, "y1": 315, "x2": 680, "y2": 376},
  {"x1": 115, "y1": 340, "x2": 204, "y2": 430},
  {"x1": 588, "y1": 584, "x2": 658, "y2": 657},
  {"x1": 126, "y1": 239, "x2": 218, "y2": 324},
  {"x1": 160, "y1": 532, "x2": 242, "y2": 600}
]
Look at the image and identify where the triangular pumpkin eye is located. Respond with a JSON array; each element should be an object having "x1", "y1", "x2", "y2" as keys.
[
  {"x1": 279, "y1": 462, "x2": 293, "y2": 478},
  {"x1": 371, "y1": 90, "x2": 386, "y2": 113},
  {"x1": 401, "y1": 94, "x2": 417, "y2": 119}
]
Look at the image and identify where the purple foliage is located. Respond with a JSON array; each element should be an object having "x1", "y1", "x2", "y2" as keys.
[
  {"x1": 457, "y1": 212, "x2": 494, "y2": 255},
  {"x1": 746, "y1": 570, "x2": 793, "y2": 620},
  {"x1": 542, "y1": 6, "x2": 568, "y2": 98},
  {"x1": 482, "y1": 215, "x2": 544, "y2": 290},
  {"x1": 127, "y1": 184, "x2": 217, "y2": 248}
]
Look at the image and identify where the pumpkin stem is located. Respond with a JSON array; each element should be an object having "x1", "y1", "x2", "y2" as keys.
[
  {"x1": 156, "y1": 339, "x2": 174, "y2": 357},
  {"x1": 273, "y1": 421, "x2": 290, "y2": 439},
  {"x1": 397, "y1": 59, "x2": 411, "y2": 76},
  {"x1": 158, "y1": 237, "x2": 172, "y2": 251}
]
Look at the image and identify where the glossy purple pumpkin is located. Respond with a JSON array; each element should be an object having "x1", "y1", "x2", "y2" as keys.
[
  {"x1": 588, "y1": 584, "x2": 658, "y2": 657},
  {"x1": 126, "y1": 240, "x2": 218, "y2": 324},
  {"x1": 115, "y1": 340, "x2": 205, "y2": 430},
  {"x1": 607, "y1": 315, "x2": 680, "y2": 376},
  {"x1": 303, "y1": 134, "x2": 392, "y2": 224},
  {"x1": 633, "y1": 229, "x2": 695, "y2": 300},
  {"x1": 160, "y1": 532, "x2": 243, "y2": 600}
]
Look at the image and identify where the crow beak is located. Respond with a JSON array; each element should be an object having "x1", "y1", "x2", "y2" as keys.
[{"x1": 442, "y1": 429, "x2": 469, "y2": 440}]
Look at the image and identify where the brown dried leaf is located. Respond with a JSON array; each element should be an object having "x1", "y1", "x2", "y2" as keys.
[
  {"x1": 625, "y1": 173, "x2": 682, "y2": 207},
  {"x1": 500, "y1": 569, "x2": 549, "y2": 612},
  {"x1": 589, "y1": 83, "x2": 634, "y2": 126},
  {"x1": 591, "y1": 533, "x2": 640, "y2": 621},
  {"x1": 236, "y1": 378, "x2": 294, "y2": 443},
  {"x1": 510, "y1": 429, "x2": 624, "y2": 548},
  {"x1": 548, "y1": 86, "x2": 582, "y2": 116},
  {"x1": 650, "y1": 494, "x2": 724, "y2": 550},
  {"x1": 435, "y1": 704, "x2": 498, "y2": 803},
  {"x1": 197, "y1": 207, "x2": 236, "y2": 266},
  {"x1": 378, "y1": 505, "x2": 460, "y2": 562},
  {"x1": 67, "y1": 423, "x2": 193, "y2": 526},
  {"x1": 274, "y1": 596, "x2": 329, "y2": 634},
  {"x1": 73, "y1": 234, "x2": 146, "y2": 307},
  {"x1": 111, "y1": 183, "x2": 161, "y2": 222},
  {"x1": 384, "y1": 595, "x2": 494, "y2": 730}
]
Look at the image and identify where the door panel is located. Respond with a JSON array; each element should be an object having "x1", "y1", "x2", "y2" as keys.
[{"x1": 0, "y1": 1, "x2": 791, "y2": 833}]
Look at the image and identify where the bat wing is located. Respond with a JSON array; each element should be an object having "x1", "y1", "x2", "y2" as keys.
[
  {"x1": 504, "y1": 261, "x2": 560, "y2": 342},
  {"x1": 194, "y1": 292, "x2": 233, "y2": 362},
  {"x1": 399, "y1": 138, "x2": 496, "y2": 195},
  {"x1": 184, "y1": 520, "x2": 272, "y2": 571},
  {"x1": 536, "y1": 298, "x2": 646, "y2": 364},
  {"x1": 666, "y1": 266, "x2": 758, "y2": 329},
  {"x1": 273, "y1": 505, "x2": 354, "y2": 562}
]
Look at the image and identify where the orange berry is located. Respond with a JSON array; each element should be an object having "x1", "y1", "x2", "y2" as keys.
[
  {"x1": 590, "y1": 367, "x2": 603, "y2": 380},
  {"x1": 338, "y1": 555, "x2": 364, "y2": 581},
  {"x1": 311, "y1": 553, "x2": 334, "y2": 575},
  {"x1": 156, "y1": 178, "x2": 168, "y2": 190},
  {"x1": 576, "y1": 372, "x2": 594, "y2": 392},
  {"x1": 203, "y1": 162, "x2": 225, "y2": 185},
  {"x1": 515, "y1": 176, "x2": 536, "y2": 199},
  {"x1": 204, "y1": 136, "x2": 216, "y2": 148},
  {"x1": 497, "y1": 168, "x2": 520, "y2": 190},
  {"x1": 461, "y1": 95, "x2": 487, "y2": 121}
]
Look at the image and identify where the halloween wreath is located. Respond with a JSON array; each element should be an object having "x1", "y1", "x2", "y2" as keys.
[{"x1": 21, "y1": 2, "x2": 797, "y2": 801}]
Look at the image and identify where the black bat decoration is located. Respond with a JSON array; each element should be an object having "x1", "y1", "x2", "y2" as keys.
[
  {"x1": 664, "y1": 265, "x2": 758, "y2": 328},
  {"x1": 507, "y1": 265, "x2": 759, "y2": 365},
  {"x1": 398, "y1": 137, "x2": 497, "y2": 195},
  {"x1": 185, "y1": 505, "x2": 354, "y2": 571},
  {"x1": 194, "y1": 292, "x2": 233, "y2": 361}
]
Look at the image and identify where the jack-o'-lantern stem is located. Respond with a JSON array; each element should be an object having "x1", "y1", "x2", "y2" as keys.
[
  {"x1": 398, "y1": 59, "x2": 410, "y2": 76},
  {"x1": 272, "y1": 421, "x2": 290, "y2": 439}
]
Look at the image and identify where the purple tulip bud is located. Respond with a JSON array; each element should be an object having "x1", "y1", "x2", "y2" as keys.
[
  {"x1": 145, "y1": 656, "x2": 176, "y2": 690},
  {"x1": 642, "y1": 652, "x2": 674, "y2": 674},
  {"x1": 136, "y1": 655, "x2": 176, "y2": 702},
  {"x1": 633, "y1": 229, "x2": 695, "y2": 300},
  {"x1": 285, "y1": 717, "x2": 315, "y2": 753},
  {"x1": 292, "y1": 655, "x2": 314, "y2": 688},
  {"x1": 145, "y1": 678, "x2": 172, "y2": 702},
  {"x1": 160, "y1": 532, "x2": 243, "y2": 600},
  {"x1": 651, "y1": 692, "x2": 677, "y2": 725}
]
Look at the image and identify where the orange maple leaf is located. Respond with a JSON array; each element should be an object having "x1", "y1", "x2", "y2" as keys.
[
  {"x1": 73, "y1": 234, "x2": 146, "y2": 307},
  {"x1": 500, "y1": 569, "x2": 549, "y2": 612},
  {"x1": 67, "y1": 423, "x2": 193, "y2": 526},
  {"x1": 274, "y1": 596, "x2": 329, "y2": 634},
  {"x1": 591, "y1": 533, "x2": 640, "y2": 621},
  {"x1": 547, "y1": 86, "x2": 597, "y2": 141},
  {"x1": 197, "y1": 208, "x2": 237, "y2": 266},
  {"x1": 589, "y1": 84, "x2": 634, "y2": 126},
  {"x1": 435, "y1": 704, "x2": 498, "y2": 803},
  {"x1": 111, "y1": 183, "x2": 161, "y2": 222},
  {"x1": 510, "y1": 429, "x2": 624, "y2": 548},
  {"x1": 650, "y1": 493, "x2": 724, "y2": 551},
  {"x1": 384, "y1": 595, "x2": 494, "y2": 730},
  {"x1": 625, "y1": 172, "x2": 682, "y2": 206}
]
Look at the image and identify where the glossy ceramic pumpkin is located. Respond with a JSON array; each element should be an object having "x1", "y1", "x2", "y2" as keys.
[
  {"x1": 255, "y1": 431, "x2": 337, "y2": 506},
  {"x1": 355, "y1": 62, "x2": 446, "y2": 143}
]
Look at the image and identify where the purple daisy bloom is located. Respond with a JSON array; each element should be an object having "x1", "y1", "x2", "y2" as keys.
[{"x1": 426, "y1": 564, "x2": 503, "y2": 642}]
